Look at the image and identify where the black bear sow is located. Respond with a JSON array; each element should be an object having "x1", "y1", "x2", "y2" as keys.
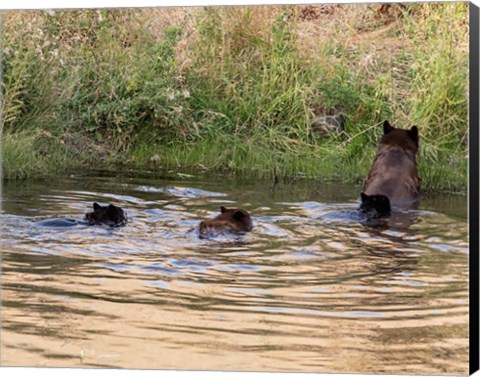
[
  {"x1": 85, "y1": 203, "x2": 127, "y2": 227},
  {"x1": 359, "y1": 192, "x2": 391, "y2": 219},
  {"x1": 363, "y1": 120, "x2": 421, "y2": 206},
  {"x1": 199, "y1": 206, "x2": 253, "y2": 238}
]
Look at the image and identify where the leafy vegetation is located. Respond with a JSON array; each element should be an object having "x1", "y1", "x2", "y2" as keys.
[{"x1": 1, "y1": 3, "x2": 469, "y2": 192}]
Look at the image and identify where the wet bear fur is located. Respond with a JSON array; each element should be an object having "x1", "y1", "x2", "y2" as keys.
[
  {"x1": 85, "y1": 202, "x2": 127, "y2": 227},
  {"x1": 363, "y1": 120, "x2": 421, "y2": 206},
  {"x1": 199, "y1": 206, "x2": 253, "y2": 238},
  {"x1": 359, "y1": 192, "x2": 391, "y2": 219}
]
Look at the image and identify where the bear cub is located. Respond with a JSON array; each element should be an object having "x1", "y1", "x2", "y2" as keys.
[
  {"x1": 199, "y1": 206, "x2": 253, "y2": 238},
  {"x1": 359, "y1": 192, "x2": 391, "y2": 219},
  {"x1": 363, "y1": 120, "x2": 421, "y2": 207},
  {"x1": 85, "y1": 202, "x2": 127, "y2": 227}
]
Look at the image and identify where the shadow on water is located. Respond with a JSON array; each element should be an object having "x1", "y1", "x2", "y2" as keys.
[{"x1": 0, "y1": 171, "x2": 469, "y2": 373}]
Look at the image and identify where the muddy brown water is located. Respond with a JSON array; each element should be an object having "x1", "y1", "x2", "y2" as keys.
[{"x1": 0, "y1": 171, "x2": 469, "y2": 374}]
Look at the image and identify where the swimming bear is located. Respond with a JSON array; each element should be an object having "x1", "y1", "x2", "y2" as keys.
[
  {"x1": 85, "y1": 202, "x2": 127, "y2": 227},
  {"x1": 38, "y1": 202, "x2": 127, "y2": 228},
  {"x1": 199, "y1": 206, "x2": 253, "y2": 238},
  {"x1": 363, "y1": 120, "x2": 421, "y2": 207},
  {"x1": 359, "y1": 192, "x2": 391, "y2": 219}
]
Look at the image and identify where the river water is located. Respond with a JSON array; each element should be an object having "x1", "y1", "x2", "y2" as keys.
[{"x1": 0, "y1": 171, "x2": 469, "y2": 374}]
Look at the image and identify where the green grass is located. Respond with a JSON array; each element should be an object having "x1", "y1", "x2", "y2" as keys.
[
  {"x1": 126, "y1": 130, "x2": 466, "y2": 193},
  {"x1": 1, "y1": 4, "x2": 469, "y2": 193},
  {"x1": 2, "y1": 130, "x2": 68, "y2": 179}
]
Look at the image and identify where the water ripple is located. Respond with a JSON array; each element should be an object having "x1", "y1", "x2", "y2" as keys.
[{"x1": 0, "y1": 175, "x2": 468, "y2": 373}]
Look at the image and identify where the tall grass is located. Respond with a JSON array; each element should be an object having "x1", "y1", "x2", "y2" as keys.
[{"x1": 1, "y1": 3, "x2": 469, "y2": 193}]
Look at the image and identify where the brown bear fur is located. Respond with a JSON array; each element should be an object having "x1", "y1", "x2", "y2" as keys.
[
  {"x1": 363, "y1": 120, "x2": 421, "y2": 206},
  {"x1": 199, "y1": 206, "x2": 253, "y2": 238}
]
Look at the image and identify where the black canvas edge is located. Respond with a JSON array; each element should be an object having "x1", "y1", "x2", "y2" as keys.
[{"x1": 470, "y1": 1, "x2": 480, "y2": 375}]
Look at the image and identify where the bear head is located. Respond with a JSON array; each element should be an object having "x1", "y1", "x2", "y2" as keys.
[
  {"x1": 85, "y1": 202, "x2": 127, "y2": 227},
  {"x1": 381, "y1": 120, "x2": 419, "y2": 153},
  {"x1": 199, "y1": 206, "x2": 253, "y2": 237},
  {"x1": 359, "y1": 192, "x2": 391, "y2": 218}
]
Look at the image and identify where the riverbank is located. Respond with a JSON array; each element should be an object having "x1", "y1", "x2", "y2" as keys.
[
  {"x1": 1, "y1": 3, "x2": 469, "y2": 193},
  {"x1": 3, "y1": 129, "x2": 467, "y2": 194}
]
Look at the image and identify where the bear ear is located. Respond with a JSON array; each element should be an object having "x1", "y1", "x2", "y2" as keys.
[
  {"x1": 408, "y1": 126, "x2": 419, "y2": 143},
  {"x1": 233, "y1": 210, "x2": 247, "y2": 221},
  {"x1": 360, "y1": 192, "x2": 368, "y2": 201},
  {"x1": 107, "y1": 204, "x2": 117, "y2": 213},
  {"x1": 220, "y1": 206, "x2": 228, "y2": 213},
  {"x1": 93, "y1": 202, "x2": 101, "y2": 210},
  {"x1": 383, "y1": 120, "x2": 394, "y2": 135}
]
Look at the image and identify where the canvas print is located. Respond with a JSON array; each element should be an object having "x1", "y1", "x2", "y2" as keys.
[{"x1": 0, "y1": 1, "x2": 474, "y2": 374}]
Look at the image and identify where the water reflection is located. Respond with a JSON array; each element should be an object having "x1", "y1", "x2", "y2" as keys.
[{"x1": 1, "y1": 172, "x2": 468, "y2": 373}]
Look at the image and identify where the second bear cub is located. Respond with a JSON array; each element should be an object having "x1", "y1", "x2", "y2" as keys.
[{"x1": 199, "y1": 206, "x2": 253, "y2": 238}]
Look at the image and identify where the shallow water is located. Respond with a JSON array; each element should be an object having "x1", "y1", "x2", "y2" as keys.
[{"x1": 1, "y1": 172, "x2": 469, "y2": 374}]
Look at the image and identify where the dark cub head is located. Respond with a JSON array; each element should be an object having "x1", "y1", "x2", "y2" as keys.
[
  {"x1": 359, "y1": 192, "x2": 391, "y2": 218},
  {"x1": 381, "y1": 120, "x2": 419, "y2": 153},
  {"x1": 217, "y1": 206, "x2": 253, "y2": 232},
  {"x1": 85, "y1": 202, "x2": 127, "y2": 227}
]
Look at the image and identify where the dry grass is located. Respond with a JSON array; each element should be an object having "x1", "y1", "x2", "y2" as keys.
[{"x1": 1, "y1": 3, "x2": 469, "y2": 192}]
